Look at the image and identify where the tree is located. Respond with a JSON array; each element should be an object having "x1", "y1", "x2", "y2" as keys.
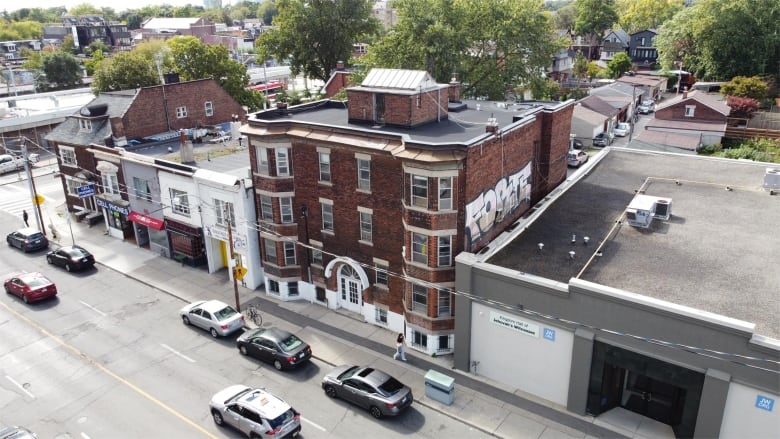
[
  {"x1": 41, "y1": 51, "x2": 83, "y2": 89},
  {"x1": 725, "y1": 96, "x2": 760, "y2": 118},
  {"x1": 571, "y1": 51, "x2": 589, "y2": 83},
  {"x1": 606, "y1": 52, "x2": 632, "y2": 78},
  {"x1": 551, "y1": 2, "x2": 577, "y2": 31},
  {"x1": 616, "y1": 0, "x2": 683, "y2": 33},
  {"x1": 257, "y1": 1, "x2": 278, "y2": 25},
  {"x1": 721, "y1": 76, "x2": 769, "y2": 100},
  {"x1": 586, "y1": 60, "x2": 601, "y2": 81},
  {"x1": 574, "y1": 0, "x2": 618, "y2": 59},
  {"x1": 91, "y1": 50, "x2": 160, "y2": 92},
  {"x1": 67, "y1": 3, "x2": 103, "y2": 17},
  {"x1": 0, "y1": 20, "x2": 43, "y2": 40},
  {"x1": 83, "y1": 49, "x2": 106, "y2": 76},
  {"x1": 61, "y1": 34, "x2": 78, "y2": 54},
  {"x1": 257, "y1": 0, "x2": 380, "y2": 82}
]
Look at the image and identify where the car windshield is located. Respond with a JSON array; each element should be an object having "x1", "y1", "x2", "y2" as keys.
[
  {"x1": 66, "y1": 248, "x2": 88, "y2": 257},
  {"x1": 214, "y1": 306, "x2": 238, "y2": 320},
  {"x1": 269, "y1": 408, "x2": 295, "y2": 429},
  {"x1": 279, "y1": 334, "x2": 304, "y2": 352},
  {"x1": 377, "y1": 377, "x2": 404, "y2": 397},
  {"x1": 337, "y1": 366, "x2": 360, "y2": 380}
]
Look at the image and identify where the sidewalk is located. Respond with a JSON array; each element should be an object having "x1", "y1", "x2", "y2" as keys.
[{"x1": 42, "y1": 204, "x2": 632, "y2": 439}]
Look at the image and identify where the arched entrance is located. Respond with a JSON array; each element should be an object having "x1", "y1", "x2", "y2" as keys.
[{"x1": 325, "y1": 257, "x2": 370, "y2": 314}]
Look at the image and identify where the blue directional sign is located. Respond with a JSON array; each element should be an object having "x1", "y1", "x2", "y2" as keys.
[{"x1": 77, "y1": 184, "x2": 96, "y2": 198}]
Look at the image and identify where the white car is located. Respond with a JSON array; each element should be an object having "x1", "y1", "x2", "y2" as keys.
[
  {"x1": 210, "y1": 385, "x2": 301, "y2": 438},
  {"x1": 614, "y1": 123, "x2": 631, "y2": 137},
  {"x1": 567, "y1": 150, "x2": 589, "y2": 168},
  {"x1": 180, "y1": 300, "x2": 244, "y2": 337}
]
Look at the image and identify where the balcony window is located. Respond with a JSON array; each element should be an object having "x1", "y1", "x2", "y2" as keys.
[{"x1": 412, "y1": 232, "x2": 428, "y2": 264}]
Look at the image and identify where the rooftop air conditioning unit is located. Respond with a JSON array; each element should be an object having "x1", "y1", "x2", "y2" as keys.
[
  {"x1": 763, "y1": 168, "x2": 780, "y2": 190},
  {"x1": 625, "y1": 194, "x2": 673, "y2": 228}
]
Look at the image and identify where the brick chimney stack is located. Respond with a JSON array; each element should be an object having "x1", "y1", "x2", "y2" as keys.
[
  {"x1": 485, "y1": 114, "x2": 498, "y2": 134},
  {"x1": 683, "y1": 87, "x2": 688, "y2": 99},
  {"x1": 336, "y1": 60, "x2": 345, "y2": 71},
  {"x1": 448, "y1": 75, "x2": 461, "y2": 103}
]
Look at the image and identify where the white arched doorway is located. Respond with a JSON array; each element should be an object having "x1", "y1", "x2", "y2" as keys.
[{"x1": 325, "y1": 257, "x2": 370, "y2": 314}]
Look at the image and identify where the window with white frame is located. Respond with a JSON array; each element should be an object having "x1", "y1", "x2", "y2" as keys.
[
  {"x1": 288, "y1": 281, "x2": 299, "y2": 296},
  {"x1": 59, "y1": 146, "x2": 77, "y2": 167},
  {"x1": 78, "y1": 119, "x2": 92, "y2": 132},
  {"x1": 204, "y1": 101, "x2": 214, "y2": 117},
  {"x1": 375, "y1": 264, "x2": 388, "y2": 287},
  {"x1": 685, "y1": 105, "x2": 696, "y2": 117},
  {"x1": 268, "y1": 279, "x2": 279, "y2": 294},
  {"x1": 133, "y1": 177, "x2": 152, "y2": 201},
  {"x1": 412, "y1": 330, "x2": 428, "y2": 348},
  {"x1": 438, "y1": 177, "x2": 452, "y2": 210},
  {"x1": 438, "y1": 291, "x2": 451, "y2": 317},
  {"x1": 438, "y1": 236, "x2": 451, "y2": 267},
  {"x1": 101, "y1": 172, "x2": 119, "y2": 195},
  {"x1": 321, "y1": 202, "x2": 334, "y2": 232},
  {"x1": 175, "y1": 106, "x2": 187, "y2": 118},
  {"x1": 359, "y1": 210, "x2": 372, "y2": 243},
  {"x1": 280, "y1": 197, "x2": 293, "y2": 223},
  {"x1": 214, "y1": 199, "x2": 235, "y2": 227},
  {"x1": 438, "y1": 335, "x2": 450, "y2": 350},
  {"x1": 276, "y1": 148, "x2": 290, "y2": 176},
  {"x1": 170, "y1": 189, "x2": 190, "y2": 215},
  {"x1": 260, "y1": 195, "x2": 273, "y2": 221},
  {"x1": 357, "y1": 158, "x2": 370, "y2": 191},
  {"x1": 284, "y1": 241, "x2": 296, "y2": 265},
  {"x1": 411, "y1": 175, "x2": 428, "y2": 208},
  {"x1": 375, "y1": 307, "x2": 388, "y2": 325},
  {"x1": 264, "y1": 239, "x2": 277, "y2": 264},
  {"x1": 312, "y1": 247, "x2": 323, "y2": 266},
  {"x1": 319, "y1": 151, "x2": 331, "y2": 182},
  {"x1": 257, "y1": 148, "x2": 269, "y2": 175},
  {"x1": 412, "y1": 232, "x2": 428, "y2": 264},
  {"x1": 412, "y1": 284, "x2": 428, "y2": 313},
  {"x1": 64, "y1": 176, "x2": 81, "y2": 196}
]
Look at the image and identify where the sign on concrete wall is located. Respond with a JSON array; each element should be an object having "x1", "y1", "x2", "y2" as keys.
[{"x1": 490, "y1": 310, "x2": 539, "y2": 338}]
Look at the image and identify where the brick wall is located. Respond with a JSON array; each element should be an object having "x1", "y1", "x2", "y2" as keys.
[{"x1": 655, "y1": 98, "x2": 727, "y2": 123}]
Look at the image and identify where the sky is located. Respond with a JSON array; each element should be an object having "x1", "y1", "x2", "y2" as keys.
[{"x1": 5, "y1": 1, "x2": 205, "y2": 13}]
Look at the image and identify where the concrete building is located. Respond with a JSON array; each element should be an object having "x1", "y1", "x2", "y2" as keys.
[
  {"x1": 242, "y1": 68, "x2": 575, "y2": 355},
  {"x1": 454, "y1": 148, "x2": 780, "y2": 438}
]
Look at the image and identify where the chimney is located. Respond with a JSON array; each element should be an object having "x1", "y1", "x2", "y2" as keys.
[
  {"x1": 448, "y1": 75, "x2": 461, "y2": 103},
  {"x1": 682, "y1": 87, "x2": 688, "y2": 99},
  {"x1": 336, "y1": 60, "x2": 345, "y2": 71},
  {"x1": 485, "y1": 114, "x2": 498, "y2": 134}
]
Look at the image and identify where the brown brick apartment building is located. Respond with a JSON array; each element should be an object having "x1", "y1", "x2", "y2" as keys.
[{"x1": 242, "y1": 69, "x2": 574, "y2": 355}]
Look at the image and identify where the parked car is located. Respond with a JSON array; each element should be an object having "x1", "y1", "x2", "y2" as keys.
[
  {"x1": 614, "y1": 122, "x2": 631, "y2": 137},
  {"x1": 567, "y1": 150, "x2": 589, "y2": 168},
  {"x1": 592, "y1": 132, "x2": 612, "y2": 147},
  {"x1": 0, "y1": 154, "x2": 26, "y2": 174},
  {"x1": 571, "y1": 138, "x2": 584, "y2": 149},
  {"x1": 3, "y1": 272, "x2": 58, "y2": 304},
  {"x1": 209, "y1": 385, "x2": 301, "y2": 438},
  {"x1": 46, "y1": 245, "x2": 95, "y2": 272},
  {"x1": 6, "y1": 228, "x2": 49, "y2": 253},
  {"x1": 322, "y1": 365, "x2": 413, "y2": 419},
  {"x1": 180, "y1": 300, "x2": 244, "y2": 338},
  {"x1": 237, "y1": 327, "x2": 312, "y2": 371},
  {"x1": 0, "y1": 425, "x2": 37, "y2": 439},
  {"x1": 638, "y1": 103, "x2": 653, "y2": 114}
]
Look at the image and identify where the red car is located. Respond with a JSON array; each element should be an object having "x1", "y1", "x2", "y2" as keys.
[{"x1": 4, "y1": 272, "x2": 58, "y2": 303}]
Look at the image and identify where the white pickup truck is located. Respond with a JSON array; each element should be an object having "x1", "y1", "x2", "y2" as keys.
[{"x1": 0, "y1": 154, "x2": 28, "y2": 174}]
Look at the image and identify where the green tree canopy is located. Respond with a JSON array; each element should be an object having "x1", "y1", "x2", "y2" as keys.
[
  {"x1": 721, "y1": 76, "x2": 769, "y2": 100},
  {"x1": 0, "y1": 20, "x2": 43, "y2": 40},
  {"x1": 616, "y1": 0, "x2": 683, "y2": 33},
  {"x1": 67, "y1": 3, "x2": 104, "y2": 17},
  {"x1": 91, "y1": 50, "x2": 160, "y2": 93},
  {"x1": 551, "y1": 2, "x2": 577, "y2": 31},
  {"x1": 256, "y1": 0, "x2": 380, "y2": 82},
  {"x1": 572, "y1": 51, "x2": 589, "y2": 82},
  {"x1": 41, "y1": 51, "x2": 83, "y2": 89},
  {"x1": 574, "y1": 0, "x2": 618, "y2": 58},
  {"x1": 606, "y1": 52, "x2": 632, "y2": 78}
]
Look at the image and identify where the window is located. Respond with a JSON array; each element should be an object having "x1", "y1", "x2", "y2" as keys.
[
  {"x1": 359, "y1": 211, "x2": 372, "y2": 243},
  {"x1": 264, "y1": 239, "x2": 277, "y2": 264},
  {"x1": 284, "y1": 241, "x2": 296, "y2": 265},
  {"x1": 288, "y1": 281, "x2": 299, "y2": 296},
  {"x1": 60, "y1": 146, "x2": 77, "y2": 167},
  {"x1": 101, "y1": 173, "x2": 119, "y2": 195},
  {"x1": 357, "y1": 159, "x2": 370, "y2": 191},
  {"x1": 280, "y1": 197, "x2": 293, "y2": 223},
  {"x1": 312, "y1": 247, "x2": 323, "y2": 266},
  {"x1": 176, "y1": 106, "x2": 187, "y2": 118},
  {"x1": 170, "y1": 189, "x2": 190, "y2": 215},
  {"x1": 438, "y1": 177, "x2": 452, "y2": 210},
  {"x1": 412, "y1": 330, "x2": 428, "y2": 349},
  {"x1": 257, "y1": 148, "x2": 269, "y2": 175},
  {"x1": 268, "y1": 279, "x2": 279, "y2": 294},
  {"x1": 133, "y1": 177, "x2": 152, "y2": 202},
  {"x1": 439, "y1": 335, "x2": 450, "y2": 350},
  {"x1": 276, "y1": 148, "x2": 290, "y2": 176},
  {"x1": 412, "y1": 232, "x2": 428, "y2": 264},
  {"x1": 411, "y1": 175, "x2": 428, "y2": 208},
  {"x1": 321, "y1": 203, "x2": 334, "y2": 232},
  {"x1": 685, "y1": 105, "x2": 696, "y2": 117},
  {"x1": 375, "y1": 308, "x2": 387, "y2": 325},
  {"x1": 412, "y1": 284, "x2": 427, "y2": 313},
  {"x1": 214, "y1": 199, "x2": 235, "y2": 227},
  {"x1": 78, "y1": 119, "x2": 92, "y2": 132},
  {"x1": 438, "y1": 236, "x2": 451, "y2": 267},
  {"x1": 65, "y1": 176, "x2": 81, "y2": 196},
  {"x1": 438, "y1": 292, "x2": 451, "y2": 317},
  {"x1": 204, "y1": 101, "x2": 214, "y2": 117},
  {"x1": 260, "y1": 195, "x2": 273, "y2": 221},
  {"x1": 375, "y1": 265, "x2": 388, "y2": 287},
  {"x1": 319, "y1": 152, "x2": 331, "y2": 182}
]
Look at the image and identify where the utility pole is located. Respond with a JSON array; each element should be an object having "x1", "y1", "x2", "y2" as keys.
[
  {"x1": 226, "y1": 208, "x2": 241, "y2": 312},
  {"x1": 21, "y1": 142, "x2": 45, "y2": 236}
]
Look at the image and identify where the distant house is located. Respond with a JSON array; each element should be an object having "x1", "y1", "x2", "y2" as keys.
[
  {"x1": 321, "y1": 61, "x2": 350, "y2": 98},
  {"x1": 599, "y1": 29, "x2": 630, "y2": 68},
  {"x1": 42, "y1": 16, "x2": 131, "y2": 53},
  {"x1": 571, "y1": 104, "x2": 610, "y2": 146},
  {"x1": 137, "y1": 17, "x2": 215, "y2": 43},
  {"x1": 640, "y1": 89, "x2": 730, "y2": 148},
  {"x1": 579, "y1": 95, "x2": 619, "y2": 138},
  {"x1": 628, "y1": 30, "x2": 658, "y2": 70},
  {"x1": 549, "y1": 48, "x2": 576, "y2": 85}
]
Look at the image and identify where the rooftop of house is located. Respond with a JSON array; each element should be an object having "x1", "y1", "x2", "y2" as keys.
[{"x1": 485, "y1": 148, "x2": 780, "y2": 339}]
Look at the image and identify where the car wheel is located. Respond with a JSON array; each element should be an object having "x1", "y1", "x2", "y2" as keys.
[
  {"x1": 273, "y1": 359, "x2": 283, "y2": 370},
  {"x1": 4, "y1": 285, "x2": 10, "y2": 294},
  {"x1": 46, "y1": 256, "x2": 53, "y2": 264},
  {"x1": 23, "y1": 294, "x2": 29, "y2": 304},
  {"x1": 65, "y1": 264, "x2": 72, "y2": 272},
  {"x1": 182, "y1": 315, "x2": 190, "y2": 325},
  {"x1": 211, "y1": 410, "x2": 224, "y2": 426},
  {"x1": 369, "y1": 406, "x2": 383, "y2": 419},
  {"x1": 324, "y1": 385, "x2": 337, "y2": 398},
  {"x1": 210, "y1": 328, "x2": 219, "y2": 338},
  {"x1": 239, "y1": 345, "x2": 248, "y2": 355}
]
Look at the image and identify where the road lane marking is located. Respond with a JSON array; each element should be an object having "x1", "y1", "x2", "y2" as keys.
[
  {"x1": 302, "y1": 417, "x2": 327, "y2": 432},
  {"x1": 79, "y1": 300, "x2": 106, "y2": 316},
  {"x1": 0, "y1": 301, "x2": 217, "y2": 439},
  {"x1": 5, "y1": 375, "x2": 35, "y2": 398},
  {"x1": 80, "y1": 433, "x2": 91, "y2": 439},
  {"x1": 160, "y1": 343, "x2": 196, "y2": 363}
]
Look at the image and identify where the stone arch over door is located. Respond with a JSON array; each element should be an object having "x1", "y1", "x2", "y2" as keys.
[{"x1": 325, "y1": 257, "x2": 370, "y2": 313}]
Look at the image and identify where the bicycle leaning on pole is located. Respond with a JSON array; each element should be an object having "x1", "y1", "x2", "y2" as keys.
[{"x1": 244, "y1": 304, "x2": 262, "y2": 327}]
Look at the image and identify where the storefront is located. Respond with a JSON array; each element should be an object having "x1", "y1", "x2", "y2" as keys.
[
  {"x1": 128, "y1": 211, "x2": 169, "y2": 257},
  {"x1": 95, "y1": 195, "x2": 132, "y2": 240},
  {"x1": 165, "y1": 218, "x2": 206, "y2": 267}
]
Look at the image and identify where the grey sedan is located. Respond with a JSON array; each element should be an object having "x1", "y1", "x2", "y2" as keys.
[
  {"x1": 322, "y1": 365, "x2": 413, "y2": 419},
  {"x1": 237, "y1": 327, "x2": 312, "y2": 370}
]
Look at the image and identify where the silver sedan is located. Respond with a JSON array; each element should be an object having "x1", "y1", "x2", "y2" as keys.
[
  {"x1": 179, "y1": 300, "x2": 244, "y2": 338},
  {"x1": 322, "y1": 364, "x2": 413, "y2": 419}
]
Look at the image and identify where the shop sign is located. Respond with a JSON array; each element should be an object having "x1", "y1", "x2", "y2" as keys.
[
  {"x1": 543, "y1": 328, "x2": 556, "y2": 341},
  {"x1": 77, "y1": 184, "x2": 96, "y2": 198},
  {"x1": 95, "y1": 198, "x2": 129, "y2": 215},
  {"x1": 755, "y1": 395, "x2": 774, "y2": 412},
  {"x1": 128, "y1": 211, "x2": 165, "y2": 231},
  {"x1": 204, "y1": 225, "x2": 247, "y2": 249},
  {"x1": 490, "y1": 311, "x2": 539, "y2": 338}
]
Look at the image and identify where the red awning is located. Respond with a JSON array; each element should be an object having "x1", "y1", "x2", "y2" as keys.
[{"x1": 128, "y1": 211, "x2": 165, "y2": 231}]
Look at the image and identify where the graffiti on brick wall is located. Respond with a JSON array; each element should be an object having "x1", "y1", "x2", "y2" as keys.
[{"x1": 464, "y1": 162, "x2": 532, "y2": 250}]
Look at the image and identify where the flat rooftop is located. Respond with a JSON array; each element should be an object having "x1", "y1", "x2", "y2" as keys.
[
  {"x1": 488, "y1": 148, "x2": 780, "y2": 339},
  {"x1": 249, "y1": 99, "x2": 564, "y2": 145}
]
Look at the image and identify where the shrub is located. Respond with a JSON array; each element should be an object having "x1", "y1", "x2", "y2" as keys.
[{"x1": 726, "y1": 96, "x2": 760, "y2": 117}]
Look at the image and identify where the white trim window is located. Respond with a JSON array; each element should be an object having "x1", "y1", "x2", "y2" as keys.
[
  {"x1": 101, "y1": 172, "x2": 119, "y2": 195},
  {"x1": 288, "y1": 281, "x2": 299, "y2": 296},
  {"x1": 78, "y1": 119, "x2": 92, "y2": 132},
  {"x1": 375, "y1": 307, "x2": 388, "y2": 325},
  {"x1": 319, "y1": 151, "x2": 331, "y2": 182},
  {"x1": 438, "y1": 177, "x2": 452, "y2": 210},
  {"x1": 412, "y1": 232, "x2": 428, "y2": 264},
  {"x1": 204, "y1": 101, "x2": 214, "y2": 117},
  {"x1": 357, "y1": 158, "x2": 370, "y2": 191},
  {"x1": 133, "y1": 177, "x2": 152, "y2": 201},
  {"x1": 264, "y1": 239, "x2": 277, "y2": 264},
  {"x1": 170, "y1": 189, "x2": 190, "y2": 216},
  {"x1": 412, "y1": 330, "x2": 428, "y2": 349},
  {"x1": 214, "y1": 199, "x2": 235, "y2": 227},
  {"x1": 284, "y1": 241, "x2": 296, "y2": 265},
  {"x1": 268, "y1": 279, "x2": 280, "y2": 294},
  {"x1": 438, "y1": 291, "x2": 451, "y2": 317},
  {"x1": 321, "y1": 203, "x2": 334, "y2": 232},
  {"x1": 64, "y1": 175, "x2": 81, "y2": 196},
  {"x1": 375, "y1": 264, "x2": 388, "y2": 287},
  {"x1": 257, "y1": 148, "x2": 269, "y2": 175},
  {"x1": 685, "y1": 105, "x2": 696, "y2": 117},
  {"x1": 359, "y1": 211, "x2": 372, "y2": 243},
  {"x1": 438, "y1": 236, "x2": 452, "y2": 267},
  {"x1": 259, "y1": 195, "x2": 273, "y2": 221},
  {"x1": 176, "y1": 106, "x2": 187, "y2": 118},
  {"x1": 276, "y1": 148, "x2": 290, "y2": 176},
  {"x1": 312, "y1": 247, "x2": 323, "y2": 266},
  {"x1": 412, "y1": 284, "x2": 428, "y2": 313},
  {"x1": 59, "y1": 146, "x2": 77, "y2": 167},
  {"x1": 280, "y1": 197, "x2": 293, "y2": 223},
  {"x1": 411, "y1": 175, "x2": 428, "y2": 208}
]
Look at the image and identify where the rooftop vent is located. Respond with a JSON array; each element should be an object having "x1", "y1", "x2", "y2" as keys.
[{"x1": 625, "y1": 194, "x2": 673, "y2": 229}]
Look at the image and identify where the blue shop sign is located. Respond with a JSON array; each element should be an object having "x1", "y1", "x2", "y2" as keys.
[
  {"x1": 77, "y1": 184, "x2": 96, "y2": 198},
  {"x1": 543, "y1": 328, "x2": 556, "y2": 341},
  {"x1": 755, "y1": 395, "x2": 774, "y2": 412},
  {"x1": 95, "y1": 198, "x2": 130, "y2": 216}
]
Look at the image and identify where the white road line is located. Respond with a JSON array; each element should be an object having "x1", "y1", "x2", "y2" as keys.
[
  {"x1": 160, "y1": 344, "x2": 196, "y2": 363},
  {"x1": 79, "y1": 301, "x2": 106, "y2": 316},
  {"x1": 80, "y1": 433, "x2": 91, "y2": 439},
  {"x1": 301, "y1": 416, "x2": 327, "y2": 432},
  {"x1": 5, "y1": 375, "x2": 35, "y2": 398}
]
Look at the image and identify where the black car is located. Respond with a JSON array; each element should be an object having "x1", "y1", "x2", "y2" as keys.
[
  {"x1": 6, "y1": 228, "x2": 49, "y2": 252},
  {"x1": 46, "y1": 245, "x2": 95, "y2": 272},
  {"x1": 592, "y1": 132, "x2": 612, "y2": 147},
  {"x1": 237, "y1": 327, "x2": 312, "y2": 370}
]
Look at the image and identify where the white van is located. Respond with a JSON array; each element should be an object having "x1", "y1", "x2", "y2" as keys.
[{"x1": 0, "y1": 154, "x2": 25, "y2": 174}]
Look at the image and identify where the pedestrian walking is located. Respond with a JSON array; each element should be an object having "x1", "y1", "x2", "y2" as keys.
[
  {"x1": 22, "y1": 210, "x2": 29, "y2": 227},
  {"x1": 393, "y1": 333, "x2": 407, "y2": 361}
]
